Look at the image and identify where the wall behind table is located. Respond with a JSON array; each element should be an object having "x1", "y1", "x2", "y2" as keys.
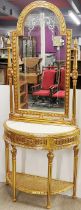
[
  {"x1": 0, "y1": 86, "x2": 81, "y2": 198},
  {"x1": 0, "y1": 86, "x2": 10, "y2": 181}
]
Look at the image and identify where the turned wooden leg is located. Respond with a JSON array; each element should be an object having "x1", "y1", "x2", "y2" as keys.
[
  {"x1": 73, "y1": 145, "x2": 79, "y2": 198},
  {"x1": 11, "y1": 145, "x2": 17, "y2": 202},
  {"x1": 47, "y1": 151, "x2": 54, "y2": 209},
  {"x1": 5, "y1": 142, "x2": 9, "y2": 184}
]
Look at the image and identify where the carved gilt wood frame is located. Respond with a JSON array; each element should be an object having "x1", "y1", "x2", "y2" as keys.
[{"x1": 11, "y1": 1, "x2": 72, "y2": 123}]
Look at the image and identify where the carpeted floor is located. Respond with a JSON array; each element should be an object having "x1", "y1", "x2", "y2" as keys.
[{"x1": 0, "y1": 183, "x2": 81, "y2": 210}]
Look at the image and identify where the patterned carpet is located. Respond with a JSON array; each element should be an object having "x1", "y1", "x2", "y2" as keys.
[{"x1": 0, "y1": 183, "x2": 81, "y2": 210}]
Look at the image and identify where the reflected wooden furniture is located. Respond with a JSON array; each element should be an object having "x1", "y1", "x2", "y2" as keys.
[
  {"x1": 19, "y1": 73, "x2": 41, "y2": 108},
  {"x1": 4, "y1": 121, "x2": 80, "y2": 208},
  {"x1": 20, "y1": 72, "x2": 41, "y2": 84},
  {"x1": 32, "y1": 69, "x2": 57, "y2": 103},
  {"x1": 19, "y1": 57, "x2": 42, "y2": 107},
  {"x1": 22, "y1": 57, "x2": 42, "y2": 73},
  {"x1": 19, "y1": 36, "x2": 36, "y2": 57},
  {"x1": 0, "y1": 48, "x2": 9, "y2": 83},
  {"x1": 19, "y1": 80, "x2": 28, "y2": 109},
  {"x1": 0, "y1": 57, "x2": 10, "y2": 84},
  {"x1": 51, "y1": 69, "x2": 65, "y2": 101}
]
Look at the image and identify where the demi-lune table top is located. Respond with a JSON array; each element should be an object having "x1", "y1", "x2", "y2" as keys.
[{"x1": 4, "y1": 120, "x2": 80, "y2": 150}]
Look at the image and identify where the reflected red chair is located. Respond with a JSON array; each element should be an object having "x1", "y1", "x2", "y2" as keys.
[
  {"x1": 51, "y1": 68, "x2": 65, "y2": 99},
  {"x1": 32, "y1": 69, "x2": 57, "y2": 101}
]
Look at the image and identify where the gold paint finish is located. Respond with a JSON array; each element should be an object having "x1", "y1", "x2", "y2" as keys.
[
  {"x1": 4, "y1": 1, "x2": 80, "y2": 209},
  {"x1": 4, "y1": 122, "x2": 80, "y2": 150},
  {"x1": 17, "y1": 1, "x2": 66, "y2": 35},
  {"x1": 7, "y1": 42, "x2": 13, "y2": 114},
  {"x1": 11, "y1": 0, "x2": 72, "y2": 120},
  {"x1": 7, "y1": 171, "x2": 73, "y2": 195},
  {"x1": 11, "y1": 146, "x2": 17, "y2": 202},
  {"x1": 72, "y1": 39, "x2": 78, "y2": 124},
  {"x1": 47, "y1": 151, "x2": 54, "y2": 209},
  {"x1": 4, "y1": 121, "x2": 80, "y2": 208},
  {"x1": 5, "y1": 142, "x2": 9, "y2": 185},
  {"x1": 73, "y1": 145, "x2": 79, "y2": 198}
]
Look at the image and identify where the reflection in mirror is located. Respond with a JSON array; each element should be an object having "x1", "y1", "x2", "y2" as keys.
[{"x1": 18, "y1": 8, "x2": 66, "y2": 113}]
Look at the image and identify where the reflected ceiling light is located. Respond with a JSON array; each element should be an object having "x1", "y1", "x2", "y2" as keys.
[
  {"x1": 69, "y1": 11, "x2": 80, "y2": 25},
  {"x1": 72, "y1": 1, "x2": 80, "y2": 14}
]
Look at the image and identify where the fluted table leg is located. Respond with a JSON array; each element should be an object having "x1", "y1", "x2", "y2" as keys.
[
  {"x1": 11, "y1": 145, "x2": 17, "y2": 202},
  {"x1": 5, "y1": 142, "x2": 9, "y2": 184},
  {"x1": 47, "y1": 151, "x2": 54, "y2": 209},
  {"x1": 73, "y1": 145, "x2": 79, "y2": 198}
]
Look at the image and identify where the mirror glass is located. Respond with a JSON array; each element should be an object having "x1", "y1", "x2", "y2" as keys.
[{"x1": 18, "y1": 7, "x2": 66, "y2": 113}]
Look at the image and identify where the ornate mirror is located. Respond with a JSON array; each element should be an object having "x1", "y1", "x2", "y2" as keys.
[{"x1": 11, "y1": 1, "x2": 72, "y2": 122}]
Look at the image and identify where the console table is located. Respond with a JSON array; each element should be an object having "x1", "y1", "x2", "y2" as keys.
[{"x1": 4, "y1": 120, "x2": 80, "y2": 208}]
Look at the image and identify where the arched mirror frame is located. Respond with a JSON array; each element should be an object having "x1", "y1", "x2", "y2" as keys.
[{"x1": 11, "y1": 1, "x2": 72, "y2": 123}]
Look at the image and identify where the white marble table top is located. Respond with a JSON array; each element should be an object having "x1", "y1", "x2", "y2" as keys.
[{"x1": 5, "y1": 120, "x2": 77, "y2": 137}]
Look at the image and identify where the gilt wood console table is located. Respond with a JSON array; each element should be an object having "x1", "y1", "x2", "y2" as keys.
[
  {"x1": 4, "y1": 0, "x2": 80, "y2": 209},
  {"x1": 4, "y1": 120, "x2": 80, "y2": 208}
]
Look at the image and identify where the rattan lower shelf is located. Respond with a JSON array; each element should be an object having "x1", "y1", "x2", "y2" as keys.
[{"x1": 7, "y1": 171, "x2": 73, "y2": 195}]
